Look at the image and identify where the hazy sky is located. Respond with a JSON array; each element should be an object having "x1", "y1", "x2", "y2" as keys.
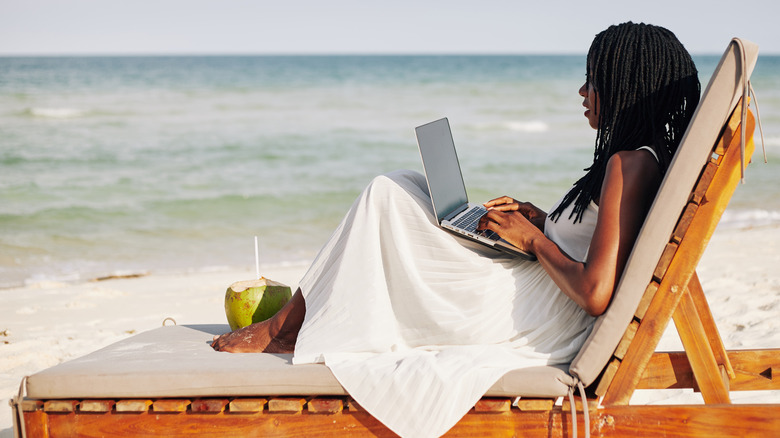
[{"x1": 1, "y1": 0, "x2": 778, "y2": 55}]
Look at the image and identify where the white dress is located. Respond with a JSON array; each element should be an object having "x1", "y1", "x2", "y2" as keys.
[{"x1": 293, "y1": 169, "x2": 597, "y2": 438}]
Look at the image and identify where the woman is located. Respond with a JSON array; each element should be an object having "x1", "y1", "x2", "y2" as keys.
[{"x1": 213, "y1": 22, "x2": 700, "y2": 438}]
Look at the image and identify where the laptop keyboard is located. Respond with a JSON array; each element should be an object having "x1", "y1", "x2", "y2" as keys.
[{"x1": 452, "y1": 207, "x2": 500, "y2": 240}]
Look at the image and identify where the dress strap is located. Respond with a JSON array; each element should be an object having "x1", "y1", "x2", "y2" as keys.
[{"x1": 635, "y1": 145, "x2": 659, "y2": 163}]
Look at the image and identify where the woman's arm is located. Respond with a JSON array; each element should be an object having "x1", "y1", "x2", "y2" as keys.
[{"x1": 477, "y1": 150, "x2": 661, "y2": 316}]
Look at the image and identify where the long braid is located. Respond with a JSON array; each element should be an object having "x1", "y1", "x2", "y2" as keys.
[{"x1": 549, "y1": 22, "x2": 700, "y2": 223}]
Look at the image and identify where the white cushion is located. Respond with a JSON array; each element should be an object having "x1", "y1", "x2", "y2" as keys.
[{"x1": 26, "y1": 324, "x2": 574, "y2": 399}]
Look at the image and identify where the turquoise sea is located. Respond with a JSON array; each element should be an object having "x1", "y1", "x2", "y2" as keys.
[{"x1": 2, "y1": 54, "x2": 779, "y2": 288}]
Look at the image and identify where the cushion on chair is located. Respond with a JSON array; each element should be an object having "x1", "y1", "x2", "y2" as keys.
[{"x1": 26, "y1": 324, "x2": 574, "y2": 400}]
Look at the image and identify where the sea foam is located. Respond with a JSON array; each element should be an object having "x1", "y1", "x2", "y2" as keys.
[
  {"x1": 506, "y1": 121, "x2": 549, "y2": 133},
  {"x1": 27, "y1": 107, "x2": 86, "y2": 118},
  {"x1": 473, "y1": 120, "x2": 549, "y2": 133},
  {"x1": 719, "y1": 209, "x2": 780, "y2": 229}
]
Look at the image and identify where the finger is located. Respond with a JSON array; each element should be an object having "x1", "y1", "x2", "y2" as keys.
[
  {"x1": 483, "y1": 196, "x2": 513, "y2": 208},
  {"x1": 477, "y1": 210, "x2": 503, "y2": 229},
  {"x1": 476, "y1": 214, "x2": 491, "y2": 230},
  {"x1": 484, "y1": 196, "x2": 511, "y2": 207},
  {"x1": 488, "y1": 203, "x2": 519, "y2": 212},
  {"x1": 484, "y1": 209, "x2": 506, "y2": 222},
  {"x1": 478, "y1": 219, "x2": 502, "y2": 235}
]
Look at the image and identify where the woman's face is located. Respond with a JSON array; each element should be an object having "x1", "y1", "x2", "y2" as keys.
[{"x1": 579, "y1": 81, "x2": 599, "y2": 130}]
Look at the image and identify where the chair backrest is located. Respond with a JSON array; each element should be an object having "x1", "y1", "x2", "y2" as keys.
[{"x1": 568, "y1": 38, "x2": 760, "y2": 386}]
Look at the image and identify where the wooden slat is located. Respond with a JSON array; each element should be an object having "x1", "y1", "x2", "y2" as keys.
[
  {"x1": 652, "y1": 242, "x2": 678, "y2": 282},
  {"x1": 21, "y1": 399, "x2": 44, "y2": 412},
  {"x1": 152, "y1": 399, "x2": 190, "y2": 413},
  {"x1": 191, "y1": 398, "x2": 228, "y2": 413},
  {"x1": 346, "y1": 398, "x2": 364, "y2": 412},
  {"x1": 515, "y1": 398, "x2": 555, "y2": 411},
  {"x1": 671, "y1": 203, "x2": 698, "y2": 243},
  {"x1": 44, "y1": 400, "x2": 78, "y2": 413},
  {"x1": 613, "y1": 320, "x2": 639, "y2": 360},
  {"x1": 673, "y1": 288, "x2": 731, "y2": 404},
  {"x1": 602, "y1": 106, "x2": 755, "y2": 406},
  {"x1": 574, "y1": 397, "x2": 599, "y2": 412},
  {"x1": 474, "y1": 398, "x2": 511, "y2": 413},
  {"x1": 268, "y1": 397, "x2": 306, "y2": 413},
  {"x1": 308, "y1": 398, "x2": 344, "y2": 414},
  {"x1": 115, "y1": 399, "x2": 152, "y2": 413},
  {"x1": 229, "y1": 398, "x2": 267, "y2": 413},
  {"x1": 634, "y1": 281, "x2": 659, "y2": 320},
  {"x1": 595, "y1": 358, "x2": 621, "y2": 397},
  {"x1": 80, "y1": 400, "x2": 115, "y2": 413},
  {"x1": 690, "y1": 162, "x2": 718, "y2": 205}
]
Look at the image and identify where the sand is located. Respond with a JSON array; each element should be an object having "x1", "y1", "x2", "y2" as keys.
[{"x1": 2, "y1": 226, "x2": 779, "y2": 435}]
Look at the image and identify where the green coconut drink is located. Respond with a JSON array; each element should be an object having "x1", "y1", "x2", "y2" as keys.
[{"x1": 224, "y1": 277, "x2": 292, "y2": 330}]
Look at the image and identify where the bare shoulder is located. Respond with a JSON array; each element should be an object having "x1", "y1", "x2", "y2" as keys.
[
  {"x1": 602, "y1": 149, "x2": 663, "y2": 211},
  {"x1": 607, "y1": 149, "x2": 662, "y2": 186}
]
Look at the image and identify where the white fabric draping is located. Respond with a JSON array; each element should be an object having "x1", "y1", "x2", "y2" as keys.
[{"x1": 293, "y1": 170, "x2": 595, "y2": 438}]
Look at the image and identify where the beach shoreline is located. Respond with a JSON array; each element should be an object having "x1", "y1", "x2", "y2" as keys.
[{"x1": 2, "y1": 225, "x2": 780, "y2": 434}]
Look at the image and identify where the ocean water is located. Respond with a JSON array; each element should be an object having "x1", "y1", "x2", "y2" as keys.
[{"x1": 1, "y1": 55, "x2": 779, "y2": 288}]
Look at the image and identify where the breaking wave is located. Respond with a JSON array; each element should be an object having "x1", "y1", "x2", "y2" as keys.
[
  {"x1": 719, "y1": 209, "x2": 780, "y2": 229},
  {"x1": 26, "y1": 107, "x2": 86, "y2": 118},
  {"x1": 505, "y1": 121, "x2": 549, "y2": 133},
  {"x1": 472, "y1": 120, "x2": 549, "y2": 133}
]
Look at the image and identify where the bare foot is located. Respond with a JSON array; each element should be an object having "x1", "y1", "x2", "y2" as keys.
[
  {"x1": 211, "y1": 288, "x2": 305, "y2": 353},
  {"x1": 211, "y1": 320, "x2": 292, "y2": 353}
]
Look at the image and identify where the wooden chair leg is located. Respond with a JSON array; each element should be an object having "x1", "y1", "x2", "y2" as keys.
[
  {"x1": 687, "y1": 271, "x2": 736, "y2": 379},
  {"x1": 673, "y1": 287, "x2": 731, "y2": 404}
]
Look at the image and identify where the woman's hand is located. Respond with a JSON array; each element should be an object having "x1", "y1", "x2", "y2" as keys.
[
  {"x1": 482, "y1": 196, "x2": 547, "y2": 231},
  {"x1": 476, "y1": 196, "x2": 547, "y2": 252}
]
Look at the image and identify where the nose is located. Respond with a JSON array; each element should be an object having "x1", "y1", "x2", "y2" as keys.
[{"x1": 578, "y1": 82, "x2": 588, "y2": 97}]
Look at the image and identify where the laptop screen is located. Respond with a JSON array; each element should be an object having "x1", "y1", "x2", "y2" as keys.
[{"x1": 415, "y1": 118, "x2": 469, "y2": 222}]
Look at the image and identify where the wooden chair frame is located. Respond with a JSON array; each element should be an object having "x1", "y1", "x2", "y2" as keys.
[{"x1": 13, "y1": 104, "x2": 780, "y2": 437}]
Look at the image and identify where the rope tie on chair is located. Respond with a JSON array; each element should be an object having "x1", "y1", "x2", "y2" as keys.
[
  {"x1": 734, "y1": 38, "x2": 767, "y2": 183},
  {"x1": 567, "y1": 381, "x2": 591, "y2": 438},
  {"x1": 578, "y1": 381, "x2": 591, "y2": 438},
  {"x1": 10, "y1": 376, "x2": 29, "y2": 438},
  {"x1": 567, "y1": 387, "x2": 578, "y2": 438}
]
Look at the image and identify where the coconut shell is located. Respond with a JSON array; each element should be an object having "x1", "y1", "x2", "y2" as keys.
[{"x1": 224, "y1": 277, "x2": 292, "y2": 330}]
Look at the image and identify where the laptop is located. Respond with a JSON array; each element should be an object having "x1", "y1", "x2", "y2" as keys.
[{"x1": 415, "y1": 117, "x2": 537, "y2": 261}]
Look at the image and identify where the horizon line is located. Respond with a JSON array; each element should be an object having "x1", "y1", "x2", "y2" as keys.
[{"x1": 0, "y1": 50, "x2": 759, "y2": 58}]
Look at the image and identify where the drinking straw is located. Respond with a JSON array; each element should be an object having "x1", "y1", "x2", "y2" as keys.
[{"x1": 254, "y1": 236, "x2": 260, "y2": 280}]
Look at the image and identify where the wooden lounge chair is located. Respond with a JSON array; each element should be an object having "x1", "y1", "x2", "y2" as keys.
[{"x1": 12, "y1": 38, "x2": 779, "y2": 437}]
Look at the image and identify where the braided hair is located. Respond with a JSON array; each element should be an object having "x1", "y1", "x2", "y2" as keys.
[{"x1": 549, "y1": 22, "x2": 701, "y2": 223}]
